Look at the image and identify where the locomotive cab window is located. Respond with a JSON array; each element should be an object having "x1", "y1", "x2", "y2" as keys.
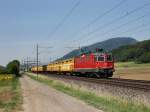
[
  {"x1": 98, "y1": 56, "x2": 104, "y2": 61},
  {"x1": 95, "y1": 55, "x2": 104, "y2": 61}
]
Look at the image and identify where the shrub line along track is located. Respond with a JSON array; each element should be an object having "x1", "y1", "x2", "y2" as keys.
[{"x1": 43, "y1": 73, "x2": 150, "y2": 91}]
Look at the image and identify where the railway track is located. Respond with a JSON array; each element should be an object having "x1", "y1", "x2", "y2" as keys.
[{"x1": 45, "y1": 74, "x2": 150, "y2": 91}]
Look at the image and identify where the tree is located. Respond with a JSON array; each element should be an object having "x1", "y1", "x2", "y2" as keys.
[
  {"x1": 6, "y1": 60, "x2": 20, "y2": 76},
  {"x1": 136, "y1": 52, "x2": 150, "y2": 63}
]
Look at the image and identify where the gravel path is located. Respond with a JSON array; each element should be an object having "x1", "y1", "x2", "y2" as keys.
[{"x1": 20, "y1": 75, "x2": 103, "y2": 112}]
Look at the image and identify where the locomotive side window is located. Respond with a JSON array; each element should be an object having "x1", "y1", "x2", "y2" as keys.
[
  {"x1": 106, "y1": 55, "x2": 112, "y2": 61},
  {"x1": 80, "y1": 57, "x2": 83, "y2": 62},
  {"x1": 86, "y1": 56, "x2": 89, "y2": 61}
]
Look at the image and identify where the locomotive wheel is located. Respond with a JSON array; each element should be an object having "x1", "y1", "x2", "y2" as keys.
[
  {"x1": 86, "y1": 73, "x2": 93, "y2": 78},
  {"x1": 104, "y1": 74, "x2": 108, "y2": 78},
  {"x1": 108, "y1": 72, "x2": 113, "y2": 77}
]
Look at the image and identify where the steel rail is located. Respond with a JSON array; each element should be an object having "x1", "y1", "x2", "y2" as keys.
[{"x1": 45, "y1": 74, "x2": 150, "y2": 91}]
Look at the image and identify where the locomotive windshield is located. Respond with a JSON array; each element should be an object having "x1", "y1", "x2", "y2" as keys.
[
  {"x1": 95, "y1": 55, "x2": 104, "y2": 61},
  {"x1": 106, "y1": 54, "x2": 113, "y2": 61},
  {"x1": 94, "y1": 54, "x2": 113, "y2": 62}
]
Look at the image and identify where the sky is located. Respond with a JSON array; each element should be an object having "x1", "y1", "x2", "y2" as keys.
[{"x1": 0, "y1": 0, "x2": 150, "y2": 66}]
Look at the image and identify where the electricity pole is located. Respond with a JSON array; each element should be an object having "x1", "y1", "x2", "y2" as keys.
[
  {"x1": 27, "y1": 57, "x2": 29, "y2": 72},
  {"x1": 36, "y1": 44, "x2": 39, "y2": 78},
  {"x1": 36, "y1": 44, "x2": 52, "y2": 78}
]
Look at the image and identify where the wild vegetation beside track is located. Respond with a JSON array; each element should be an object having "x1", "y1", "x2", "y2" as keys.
[
  {"x1": 27, "y1": 73, "x2": 150, "y2": 112},
  {"x1": 0, "y1": 75, "x2": 22, "y2": 112}
]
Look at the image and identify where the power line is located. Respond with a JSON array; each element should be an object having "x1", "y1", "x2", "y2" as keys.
[
  {"x1": 48, "y1": 0, "x2": 81, "y2": 38},
  {"x1": 95, "y1": 21, "x2": 150, "y2": 43},
  {"x1": 136, "y1": 25, "x2": 150, "y2": 34},
  {"x1": 83, "y1": 12, "x2": 150, "y2": 42},
  {"x1": 88, "y1": 21, "x2": 150, "y2": 45},
  {"x1": 69, "y1": 0, "x2": 127, "y2": 38},
  {"x1": 83, "y1": 0, "x2": 127, "y2": 28},
  {"x1": 107, "y1": 12, "x2": 150, "y2": 33},
  {"x1": 21, "y1": 57, "x2": 39, "y2": 72},
  {"x1": 119, "y1": 21, "x2": 150, "y2": 34},
  {"x1": 74, "y1": 1, "x2": 150, "y2": 43}
]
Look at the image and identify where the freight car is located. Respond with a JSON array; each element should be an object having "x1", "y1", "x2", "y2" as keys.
[
  {"x1": 47, "y1": 58, "x2": 74, "y2": 74},
  {"x1": 31, "y1": 65, "x2": 47, "y2": 73},
  {"x1": 31, "y1": 49, "x2": 114, "y2": 78}
]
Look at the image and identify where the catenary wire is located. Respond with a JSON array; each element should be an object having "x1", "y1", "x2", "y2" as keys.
[
  {"x1": 68, "y1": 0, "x2": 128, "y2": 38},
  {"x1": 48, "y1": 0, "x2": 81, "y2": 39},
  {"x1": 73, "y1": 1, "x2": 150, "y2": 44},
  {"x1": 81, "y1": 12, "x2": 150, "y2": 43}
]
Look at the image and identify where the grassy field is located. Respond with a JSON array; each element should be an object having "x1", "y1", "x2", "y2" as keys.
[
  {"x1": 0, "y1": 75, "x2": 22, "y2": 112},
  {"x1": 27, "y1": 73, "x2": 150, "y2": 112},
  {"x1": 114, "y1": 62, "x2": 150, "y2": 80},
  {"x1": 115, "y1": 62, "x2": 150, "y2": 68}
]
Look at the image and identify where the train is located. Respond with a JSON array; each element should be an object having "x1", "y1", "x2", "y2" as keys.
[{"x1": 31, "y1": 49, "x2": 115, "y2": 78}]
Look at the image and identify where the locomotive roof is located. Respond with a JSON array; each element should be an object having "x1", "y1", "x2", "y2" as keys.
[{"x1": 48, "y1": 58, "x2": 74, "y2": 65}]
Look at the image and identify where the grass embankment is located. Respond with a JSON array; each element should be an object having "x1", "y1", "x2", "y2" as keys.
[
  {"x1": 0, "y1": 75, "x2": 22, "y2": 112},
  {"x1": 27, "y1": 73, "x2": 150, "y2": 112}
]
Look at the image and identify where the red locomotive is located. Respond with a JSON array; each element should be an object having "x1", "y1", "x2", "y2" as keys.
[{"x1": 74, "y1": 49, "x2": 114, "y2": 78}]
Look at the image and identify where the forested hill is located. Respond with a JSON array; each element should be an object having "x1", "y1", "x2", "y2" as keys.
[
  {"x1": 61, "y1": 37, "x2": 137, "y2": 59},
  {"x1": 112, "y1": 39, "x2": 150, "y2": 63}
]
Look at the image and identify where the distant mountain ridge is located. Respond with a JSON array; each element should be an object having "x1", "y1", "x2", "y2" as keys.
[{"x1": 61, "y1": 37, "x2": 137, "y2": 59}]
